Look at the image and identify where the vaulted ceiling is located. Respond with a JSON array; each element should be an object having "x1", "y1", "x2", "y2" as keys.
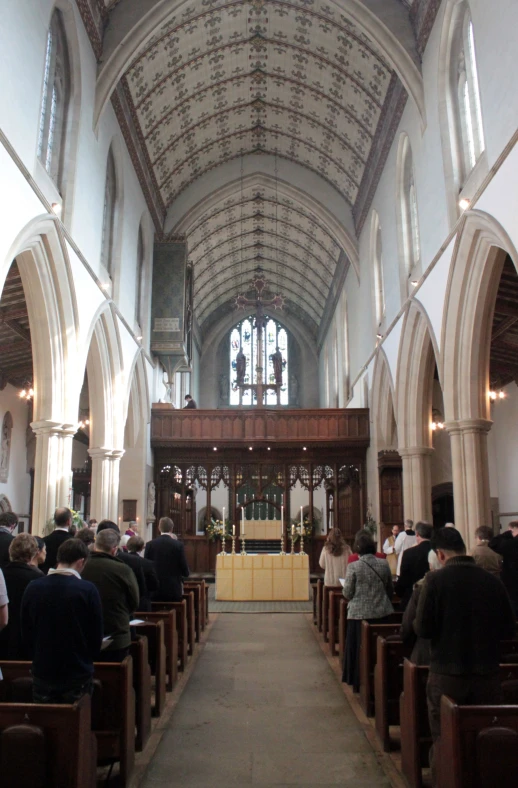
[{"x1": 82, "y1": 0, "x2": 439, "y2": 339}]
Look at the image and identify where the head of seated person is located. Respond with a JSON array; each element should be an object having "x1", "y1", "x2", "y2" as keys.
[{"x1": 9, "y1": 533, "x2": 39, "y2": 565}]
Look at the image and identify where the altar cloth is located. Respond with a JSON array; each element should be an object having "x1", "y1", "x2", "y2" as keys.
[{"x1": 215, "y1": 553, "x2": 310, "y2": 601}]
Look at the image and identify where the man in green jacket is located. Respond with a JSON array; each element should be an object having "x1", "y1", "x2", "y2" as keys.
[{"x1": 81, "y1": 528, "x2": 139, "y2": 662}]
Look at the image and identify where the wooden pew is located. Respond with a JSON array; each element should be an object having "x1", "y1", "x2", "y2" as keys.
[
  {"x1": 322, "y1": 585, "x2": 342, "y2": 643},
  {"x1": 359, "y1": 617, "x2": 402, "y2": 716},
  {"x1": 0, "y1": 694, "x2": 97, "y2": 788},
  {"x1": 311, "y1": 582, "x2": 318, "y2": 625},
  {"x1": 328, "y1": 589, "x2": 343, "y2": 657},
  {"x1": 182, "y1": 590, "x2": 196, "y2": 655},
  {"x1": 0, "y1": 658, "x2": 136, "y2": 787},
  {"x1": 438, "y1": 695, "x2": 518, "y2": 788},
  {"x1": 185, "y1": 580, "x2": 206, "y2": 637},
  {"x1": 129, "y1": 636, "x2": 152, "y2": 752},
  {"x1": 136, "y1": 609, "x2": 178, "y2": 691},
  {"x1": 316, "y1": 578, "x2": 323, "y2": 632},
  {"x1": 153, "y1": 600, "x2": 188, "y2": 672},
  {"x1": 400, "y1": 659, "x2": 430, "y2": 788},
  {"x1": 374, "y1": 636, "x2": 412, "y2": 751},
  {"x1": 132, "y1": 620, "x2": 167, "y2": 717},
  {"x1": 338, "y1": 599, "x2": 348, "y2": 664}
]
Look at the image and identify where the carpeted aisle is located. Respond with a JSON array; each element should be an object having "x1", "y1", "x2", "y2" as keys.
[{"x1": 140, "y1": 614, "x2": 391, "y2": 786}]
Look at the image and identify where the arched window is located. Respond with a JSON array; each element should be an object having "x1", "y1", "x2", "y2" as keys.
[
  {"x1": 229, "y1": 316, "x2": 289, "y2": 406},
  {"x1": 135, "y1": 224, "x2": 145, "y2": 326},
  {"x1": 372, "y1": 213, "x2": 385, "y2": 326},
  {"x1": 101, "y1": 148, "x2": 117, "y2": 275},
  {"x1": 397, "y1": 135, "x2": 420, "y2": 281},
  {"x1": 451, "y1": 6, "x2": 485, "y2": 184},
  {"x1": 37, "y1": 10, "x2": 70, "y2": 192}
]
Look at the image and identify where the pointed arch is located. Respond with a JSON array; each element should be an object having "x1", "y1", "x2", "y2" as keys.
[
  {"x1": 371, "y1": 349, "x2": 398, "y2": 451},
  {"x1": 85, "y1": 308, "x2": 125, "y2": 451}
]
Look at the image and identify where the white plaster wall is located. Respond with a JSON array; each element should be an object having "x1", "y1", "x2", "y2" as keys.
[
  {"x1": 488, "y1": 383, "x2": 518, "y2": 529},
  {"x1": 0, "y1": 385, "x2": 31, "y2": 517}
]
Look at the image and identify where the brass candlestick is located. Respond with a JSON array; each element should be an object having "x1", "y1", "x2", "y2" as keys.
[
  {"x1": 240, "y1": 534, "x2": 247, "y2": 555},
  {"x1": 290, "y1": 532, "x2": 295, "y2": 555},
  {"x1": 220, "y1": 532, "x2": 227, "y2": 555},
  {"x1": 299, "y1": 527, "x2": 306, "y2": 556},
  {"x1": 231, "y1": 528, "x2": 236, "y2": 554},
  {"x1": 280, "y1": 529, "x2": 286, "y2": 556}
]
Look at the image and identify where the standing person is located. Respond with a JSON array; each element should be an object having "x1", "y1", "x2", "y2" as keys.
[
  {"x1": 41, "y1": 507, "x2": 73, "y2": 574},
  {"x1": 96, "y1": 519, "x2": 147, "y2": 601},
  {"x1": 21, "y1": 538, "x2": 103, "y2": 704},
  {"x1": 81, "y1": 528, "x2": 139, "y2": 662},
  {"x1": 342, "y1": 531, "x2": 393, "y2": 692},
  {"x1": 0, "y1": 568, "x2": 8, "y2": 633},
  {"x1": 120, "y1": 521, "x2": 138, "y2": 550},
  {"x1": 394, "y1": 519, "x2": 416, "y2": 576},
  {"x1": 145, "y1": 517, "x2": 190, "y2": 602},
  {"x1": 500, "y1": 520, "x2": 518, "y2": 615},
  {"x1": 0, "y1": 511, "x2": 18, "y2": 566},
  {"x1": 382, "y1": 524, "x2": 401, "y2": 577},
  {"x1": 414, "y1": 527, "x2": 516, "y2": 784},
  {"x1": 127, "y1": 535, "x2": 159, "y2": 611},
  {"x1": 32, "y1": 536, "x2": 47, "y2": 568},
  {"x1": 0, "y1": 534, "x2": 43, "y2": 659},
  {"x1": 395, "y1": 522, "x2": 433, "y2": 609},
  {"x1": 319, "y1": 528, "x2": 351, "y2": 586},
  {"x1": 183, "y1": 394, "x2": 197, "y2": 409},
  {"x1": 470, "y1": 525, "x2": 502, "y2": 577}
]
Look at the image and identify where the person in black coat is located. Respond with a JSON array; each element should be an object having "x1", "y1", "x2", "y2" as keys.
[
  {"x1": 0, "y1": 511, "x2": 18, "y2": 567},
  {"x1": 144, "y1": 517, "x2": 190, "y2": 602},
  {"x1": 0, "y1": 533, "x2": 44, "y2": 659},
  {"x1": 500, "y1": 521, "x2": 518, "y2": 616},
  {"x1": 127, "y1": 535, "x2": 159, "y2": 611},
  {"x1": 41, "y1": 507, "x2": 73, "y2": 574},
  {"x1": 395, "y1": 521, "x2": 433, "y2": 609}
]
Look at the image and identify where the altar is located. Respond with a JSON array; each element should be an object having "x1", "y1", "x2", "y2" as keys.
[
  {"x1": 215, "y1": 553, "x2": 310, "y2": 601},
  {"x1": 242, "y1": 519, "x2": 282, "y2": 540}
]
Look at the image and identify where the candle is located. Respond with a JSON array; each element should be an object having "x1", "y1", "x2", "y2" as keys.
[
  {"x1": 236, "y1": 494, "x2": 238, "y2": 505},
  {"x1": 222, "y1": 507, "x2": 225, "y2": 526},
  {"x1": 291, "y1": 524, "x2": 295, "y2": 537},
  {"x1": 232, "y1": 524, "x2": 235, "y2": 536},
  {"x1": 282, "y1": 494, "x2": 284, "y2": 505},
  {"x1": 281, "y1": 505, "x2": 284, "y2": 538},
  {"x1": 241, "y1": 507, "x2": 245, "y2": 537},
  {"x1": 300, "y1": 506, "x2": 303, "y2": 530}
]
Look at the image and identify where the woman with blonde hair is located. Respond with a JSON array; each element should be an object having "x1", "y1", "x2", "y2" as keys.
[{"x1": 319, "y1": 527, "x2": 351, "y2": 586}]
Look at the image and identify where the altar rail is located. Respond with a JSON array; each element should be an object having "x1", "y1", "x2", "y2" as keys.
[{"x1": 151, "y1": 408, "x2": 369, "y2": 446}]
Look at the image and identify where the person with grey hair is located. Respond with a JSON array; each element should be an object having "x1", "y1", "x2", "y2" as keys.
[
  {"x1": 395, "y1": 521, "x2": 433, "y2": 609},
  {"x1": 81, "y1": 527, "x2": 139, "y2": 662}
]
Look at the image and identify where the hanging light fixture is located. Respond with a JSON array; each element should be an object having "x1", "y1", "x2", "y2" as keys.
[
  {"x1": 489, "y1": 389, "x2": 506, "y2": 401},
  {"x1": 431, "y1": 408, "x2": 445, "y2": 431},
  {"x1": 19, "y1": 380, "x2": 34, "y2": 401}
]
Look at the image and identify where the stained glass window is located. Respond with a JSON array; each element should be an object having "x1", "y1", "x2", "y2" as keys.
[{"x1": 230, "y1": 317, "x2": 289, "y2": 406}]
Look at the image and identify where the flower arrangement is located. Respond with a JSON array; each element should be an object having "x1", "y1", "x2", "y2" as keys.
[
  {"x1": 43, "y1": 508, "x2": 85, "y2": 536},
  {"x1": 364, "y1": 507, "x2": 377, "y2": 538},
  {"x1": 290, "y1": 517, "x2": 314, "y2": 540},
  {"x1": 206, "y1": 518, "x2": 230, "y2": 541}
]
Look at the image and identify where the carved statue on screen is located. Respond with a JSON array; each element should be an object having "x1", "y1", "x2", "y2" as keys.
[
  {"x1": 236, "y1": 348, "x2": 246, "y2": 385},
  {"x1": 0, "y1": 412, "x2": 13, "y2": 484},
  {"x1": 147, "y1": 481, "x2": 156, "y2": 521},
  {"x1": 270, "y1": 347, "x2": 283, "y2": 386}
]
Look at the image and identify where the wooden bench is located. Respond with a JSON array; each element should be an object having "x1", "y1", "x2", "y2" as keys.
[
  {"x1": 184, "y1": 580, "x2": 206, "y2": 638},
  {"x1": 153, "y1": 600, "x2": 188, "y2": 672},
  {"x1": 316, "y1": 578, "x2": 323, "y2": 632},
  {"x1": 374, "y1": 636, "x2": 412, "y2": 751},
  {"x1": 132, "y1": 620, "x2": 167, "y2": 717},
  {"x1": 136, "y1": 609, "x2": 178, "y2": 691},
  {"x1": 322, "y1": 585, "x2": 342, "y2": 643},
  {"x1": 338, "y1": 599, "x2": 348, "y2": 664},
  {"x1": 182, "y1": 590, "x2": 196, "y2": 655},
  {"x1": 311, "y1": 582, "x2": 318, "y2": 625},
  {"x1": 0, "y1": 658, "x2": 135, "y2": 786},
  {"x1": 0, "y1": 694, "x2": 97, "y2": 788},
  {"x1": 328, "y1": 589, "x2": 343, "y2": 657},
  {"x1": 359, "y1": 618, "x2": 402, "y2": 716},
  {"x1": 129, "y1": 636, "x2": 152, "y2": 752},
  {"x1": 437, "y1": 694, "x2": 518, "y2": 788}
]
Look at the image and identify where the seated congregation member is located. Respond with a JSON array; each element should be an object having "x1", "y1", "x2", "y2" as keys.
[
  {"x1": 41, "y1": 507, "x2": 73, "y2": 574},
  {"x1": 395, "y1": 521, "x2": 433, "y2": 609},
  {"x1": 21, "y1": 539, "x2": 103, "y2": 704},
  {"x1": 500, "y1": 520, "x2": 518, "y2": 616},
  {"x1": 145, "y1": 517, "x2": 190, "y2": 602},
  {"x1": 382, "y1": 524, "x2": 400, "y2": 577},
  {"x1": 81, "y1": 528, "x2": 139, "y2": 662},
  {"x1": 342, "y1": 531, "x2": 393, "y2": 693},
  {"x1": 470, "y1": 525, "x2": 502, "y2": 577},
  {"x1": 319, "y1": 527, "x2": 351, "y2": 586},
  {"x1": 127, "y1": 535, "x2": 159, "y2": 610},
  {"x1": 32, "y1": 535, "x2": 47, "y2": 567},
  {"x1": 0, "y1": 534, "x2": 43, "y2": 659},
  {"x1": 0, "y1": 511, "x2": 18, "y2": 566},
  {"x1": 414, "y1": 527, "x2": 516, "y2": 784}
]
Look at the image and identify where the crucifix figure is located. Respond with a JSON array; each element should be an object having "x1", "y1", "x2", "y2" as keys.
[{"x1": 234, "y1": 273, "x2": 285, "y2": 406}]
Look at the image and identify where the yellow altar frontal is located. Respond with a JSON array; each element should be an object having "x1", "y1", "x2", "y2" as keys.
[{"x1": 215, "y1": 553, "x2": 310, "y2": 601}]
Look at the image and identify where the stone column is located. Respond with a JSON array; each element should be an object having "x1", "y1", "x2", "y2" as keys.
[
  {"x1": 445, "y1": 419, "x2": 492, "y2": 551},
  {"x1": 31, "y1": 421, "x2": 76, "y2": 535},
  {"x1": 89, "y1": 448, "x2": 125, "y2": 523},
  {"x1": 399, "y1": 446, "x2": 433, "y2": 524}
]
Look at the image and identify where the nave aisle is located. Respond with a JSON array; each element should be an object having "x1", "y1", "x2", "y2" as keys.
[{"x1": 140, "y1": 614, "x2": 391, "y2": 787}]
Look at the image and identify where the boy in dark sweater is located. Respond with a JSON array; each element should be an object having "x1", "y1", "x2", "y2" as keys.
[
  {"x1": 414, "y1": 527, "x2": 516, "y2": 784},
  {"x1": 21, "y1": 538, "x2": 103, "y2": 703}
]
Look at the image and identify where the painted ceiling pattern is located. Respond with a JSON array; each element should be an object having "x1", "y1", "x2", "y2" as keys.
[
  {"x1": 124, "y1": 0, "x2": 394, "y2": 208},
  {"x1": 176, "y1": 182, "x2": 343, "y2": 335}
]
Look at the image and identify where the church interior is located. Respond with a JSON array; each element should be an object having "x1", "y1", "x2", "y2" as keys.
[{"x1": 1, "y1": 0, "x2": 518, "y2": 785}]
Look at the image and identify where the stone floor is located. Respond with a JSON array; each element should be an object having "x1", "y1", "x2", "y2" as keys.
[{"x1": 140, "y1": 614, "x2": 391, "y2": 786}]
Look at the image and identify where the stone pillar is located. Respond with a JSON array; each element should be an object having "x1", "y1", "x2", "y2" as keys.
[
  {"x1": 445, "y1": 419, "x2": 492, "y2": 551},
  {"x1": 399, "y1": 446, "x2": 433, "y2": 524},
  {"x1": 31, "y1": 421, "x2": 76, "y2": 535},
  {"x1": 89, "y1": 448, "x2": 125, "y2": 523}
]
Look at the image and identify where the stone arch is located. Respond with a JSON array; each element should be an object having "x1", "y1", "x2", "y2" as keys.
[
  {"x1": 371, "y1": 349, "x2": 397, "y2": 451},
  {"x1": 100, "y1": 136, "x2": 126, "y2": 302}
]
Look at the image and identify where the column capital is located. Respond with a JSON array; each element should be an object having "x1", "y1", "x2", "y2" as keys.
[
  {"x1": 88, "y1": 447, "x2": 125, "y2": 461},
  {"x1": 444, "y1": 418, "x2": 492, "y2": 436},
  {"x1": 30, "y1": 420, "x2": 64, "y2": 436},
  {"x1": 398, "y1": 446, "x2": 434, "y2": 459}
]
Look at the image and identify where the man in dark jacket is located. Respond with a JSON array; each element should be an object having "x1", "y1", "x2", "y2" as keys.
[
  {"x1": 144, "y1": 517, "x2": 190, "y2": 601},
  {"x1": 96, "y1": 519, "x2": 147, "y2": 604},
  {"x1": 21, "y1": 538, "x2": 103, "y2": 703},
  {"x1": 81, "y1": 528, "x2": 139, "y2": 662},
  {"x1": 0, "y1": 511, "x2": 18, "y2": 566},
  {"x1": 127, "y1": 535, "x2": 159, "y2": 610},
  {"x1": 414, "y1": 527, "x2": 516, "y2": 783},
  {"x1": 500, "y1": 521, "x2": 518, "y2": 615},
  {"x1": 41, "y1": 507, "x2": 73, "y2": 573},
  {"x1": 395, "y1": 521, "x2": 433, "y2": 609},
  {"x1": 0, "y1": 533, "x2": 43, "y2": 659}
]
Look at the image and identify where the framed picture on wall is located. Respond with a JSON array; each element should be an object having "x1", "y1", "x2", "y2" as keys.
[{"x1": 122, "y1": 499, "x2": 137, "y2": 523}]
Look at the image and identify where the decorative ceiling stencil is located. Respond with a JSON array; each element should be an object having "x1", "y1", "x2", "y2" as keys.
[
  {"x1": 173, "y1": 180, "x2": 344, "y2": 336},
  {"x1": 124, "y1": 0, "x2": 394, "y2": 208}
]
